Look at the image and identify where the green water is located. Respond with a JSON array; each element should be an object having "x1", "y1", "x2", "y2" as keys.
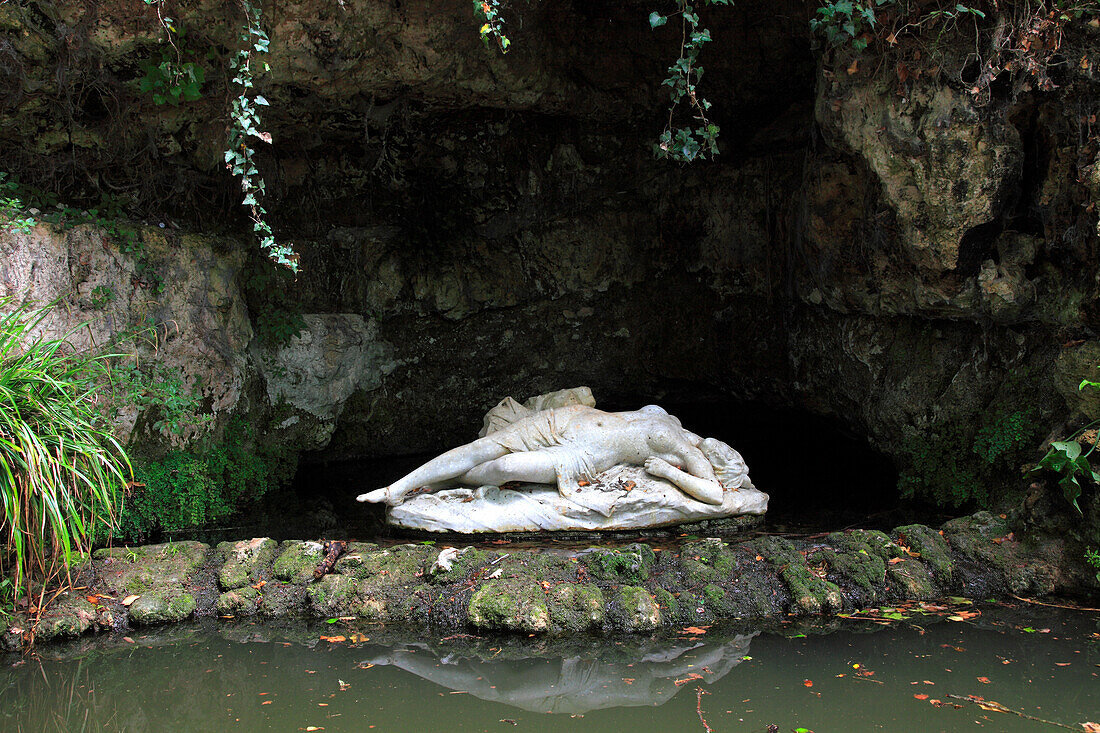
[{"x1": 3, "y1": 605, "x2": 1098, "y2": 732}]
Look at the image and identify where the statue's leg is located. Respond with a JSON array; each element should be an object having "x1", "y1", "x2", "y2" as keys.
[
  {"x1": 356, "y1": 438, "x2": 510, "y2": 504},
  {"x1": 459, "y1": 451, "x2": 558, "y2": 486}
]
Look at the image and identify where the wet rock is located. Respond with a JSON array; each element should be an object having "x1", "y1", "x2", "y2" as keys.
[
  {"x1": 815, "y1": 530, "x2": 901, "y2": 603},
  {"x1": 546, "y1": 583, "x2": 605, "y2": 631},
  {"x1": 427, "y1": 547, "x2": 491, "y2": 584},
  {"x1": 942, "y1": 511, "x2": 1056, "y2": 596},
  {"x1": 885, "y1": 558, "x2": 936, "y2": 600},
  {"x1": 129, "y1": 591, "x2": 197, "y2": 626},
  {"x1": 751, "y1": 536, "x2": 842, "y2": 615},
  {"x1": 468, "y1": 579, "x2": 550, "y2": 632},
  {"x1": 307, "y1": 574, "x2": 361, "y2": 617},
  {"x1": 608, "y1": 586, "x2": 660, "y2": 631},
  {"x1": 333, "y1": 544, "x2": 434, "y2": 582},
  {"x1": 258, "y1": 581, "x2": 309, "y2": 617},
  {"x1": 679, "y1": 538, "x2": 736, "y2": 583},
  {"x1": 272, "y1": 541, "x2": 325, "y2": 584},
  {"x1": 216, "y1": 587, "x2": 261, "y2": 616},
  {"x1": 34, "y1": 594, "x2": 105, "y2": 640},
  {"x1": 95, "y1": 542, "x2": 209, "y2": 598},
  {"x1": 894, "y1": 524, "x2": 954, "y2": 586},
  {"x1": 217, "y1": 538, "x2": 278, "y2": 590},
  {"x1": 583, "y1": 544, "x2": 657, "y2": 584}
]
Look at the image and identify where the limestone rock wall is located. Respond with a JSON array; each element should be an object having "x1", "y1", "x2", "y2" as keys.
[{"x1": 0, "y1": 2, "x2": 1098, "y2": 536}]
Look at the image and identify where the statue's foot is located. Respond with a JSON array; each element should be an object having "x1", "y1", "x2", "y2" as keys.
[{"x1": 356, "y1": 487, "x2": 392, "y2": 504}]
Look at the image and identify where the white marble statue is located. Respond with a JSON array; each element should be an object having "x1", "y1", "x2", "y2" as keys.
[{"x1": 357, "y1": 389, "x2": 768, "y2": 532}]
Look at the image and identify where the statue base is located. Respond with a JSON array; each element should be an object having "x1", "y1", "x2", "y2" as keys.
[{"x1": 386, "y1": 465, "x2": 769, "y2": 534}]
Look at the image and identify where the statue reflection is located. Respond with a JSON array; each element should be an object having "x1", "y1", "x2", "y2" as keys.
[{"x1": 357, "y1": 632, "x2": 756, "y2": 715}]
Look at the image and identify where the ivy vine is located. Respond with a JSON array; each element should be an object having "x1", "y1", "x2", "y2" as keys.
[
  {"x1": 648, "y1": 0, "x2": 729, "y2": 163},
  {"x1": 473, "y1": 0, "x2": 511, "y2": 53},
  {"x1": 225, "y1": 0, "x2": 298, "y2": 272}
]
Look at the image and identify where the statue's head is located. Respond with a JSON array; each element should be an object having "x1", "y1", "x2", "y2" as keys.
[{"x1": 700, "y1": 437, "x2": 751, "y2": 489}]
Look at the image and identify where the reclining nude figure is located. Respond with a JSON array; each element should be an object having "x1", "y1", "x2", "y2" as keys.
[{"x1": 356, "y1": 404, "x2": 753, "y2": 509}]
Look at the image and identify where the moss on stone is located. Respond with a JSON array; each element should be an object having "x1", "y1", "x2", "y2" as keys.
[
  {"x1": 653, "y1": 588, "x2": 679, "y2": 619},
  {"x1": 885, "y1": 557, "x2": 936, "y2": 600},
  {"x1": 547, "y1": 583, "x2": 605, "y2": 631},
  {"x1": 608, "y1": 585, "x2": 660, "y2": 631},
  {"x1": 468, "y1": 579, "x2": 550, "y2": 632},
  {"x1": 334, "y1": 544, "x2": 435, "y2": 582},
  {"x1": 217, "y1": 537, "x2": 278, "y2": 590},
  {"x1": 427, "y1": 547, "x2": 491, "y2": 584},
  {"x1": 272, "y1": 541, "x2": 325, "y2": 584},
  {"x1": 582, "y1": 544, "x2": 656, "y2": 584},
  {"x1": 34, "y1": 594, "x2": 103, "y2": 640},
  {"x1": 129, "y1": 590, "x2": 196, "y2": 625},
  {"x1": 750, "y1": 536, "x2": 842, "y2": 615},
  {"x1": 96, "y1": 541, "x2": 209, "y2": 599},
  {"x1": 818, "y1": 530, "x2": 896, "y2": 597},
  {"x1": 307, "y1": 574, "x2": 361, "y2": 616},
  {"x1": 679, "y1": 537, "x2": 735, "y2": 583},
  {"x1": 216, "y1": 586, "x2": 261, "y2": 616},
  {"x1": 895, "y1": 523, "x2": 954, "y2": 585}
]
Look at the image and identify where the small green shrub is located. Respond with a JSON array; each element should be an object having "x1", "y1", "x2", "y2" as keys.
[
  {"x1": 0, "y1": 299, "x2": 130, "y2": 601},
  {"x1": 899, "y1": 408, "x2": 1039, "y2": 508},
  {"x1": 1030, "y1": 377, "x2": 1099, "y2": 513},
  {"x1": 119, "y1": 419, "x2": 296, "y2": 539},
  {"x1": 1086, "y1": 546, "x2": 1100, "y2": 584}
]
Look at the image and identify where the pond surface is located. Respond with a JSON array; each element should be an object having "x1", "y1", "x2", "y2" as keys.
[{"x1": 3, "y1": 605, "x2": 1098, "y2": 732}]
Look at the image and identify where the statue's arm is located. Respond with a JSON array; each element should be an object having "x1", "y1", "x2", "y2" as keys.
[{"x1": 643, "y1": 457, "x2": 724, "y2": 505}]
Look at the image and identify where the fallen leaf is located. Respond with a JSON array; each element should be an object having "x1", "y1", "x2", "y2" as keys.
[
  {"x1": 1081, "y1": 723, "x2": 1100, "y2": 733},
  {"x1": 320, "y1": 635, "x2": 346, "y2": 643},
  {"x1": 123, "y1": 636, "x2": 134, "y2": 644},
  {"x1": 682, "y1": 626, "x2": 709, "y2": 635},
  {"x1": 121, "y1": 595, "x2": 140, "y2": 606},
  {"x1": 304, "y1": 727, "x2": 324, "y2": 731},
  {"x1": 914, "y1": 694, "x2": 929, "y2": 700},
  {"x1": 86, "y1": 595, "x2": 99, "y2": 605},
  {"x1": 977, "y1": 677, "x2": 991, "y2": 684},
  {"x1": 847, "y1": 59, "x2": 860, "y2": 75},
  {"x1": 262, "y1": 700, "x2": 273, "y2": 705},
  {"x1": 803, "y1": 679, "x2": 813, "y2": 687},
  {"x1": 674, "y1": 673, "x2": 704, "y2": 687}
]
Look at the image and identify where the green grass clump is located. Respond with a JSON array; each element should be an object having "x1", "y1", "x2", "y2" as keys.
[{"x1": 0, "y1": 299, "x2": 130, "y2": 603}]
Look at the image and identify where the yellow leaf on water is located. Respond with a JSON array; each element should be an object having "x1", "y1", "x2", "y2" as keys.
[{"x1": 121, "y1": 595, "x2": 140, "y2": 606}]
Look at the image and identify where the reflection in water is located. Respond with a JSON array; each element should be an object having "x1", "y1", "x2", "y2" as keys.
[
  {"x1": 359, "y1": 633, "x2": 755, "y2": 714},
  {"x1": 2, "y1": 608, "x2": 1099, "y2": 733}
]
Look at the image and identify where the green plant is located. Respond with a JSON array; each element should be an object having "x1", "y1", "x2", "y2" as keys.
[
  {"x1": 108, "y1": 359, "x2": 213, "y2": 439},
  {"x1": 119, "y1": 419, "x2": 296, "y2": 539},
  {"x1": 242, "y1": 259, "x2": 305, "y2": 346},
  {"x1": 225, "y1": 0, "x2": 297, "y2": 272},
  {"x1": 89, "y1": 286, "x2": 115, "y2": 310},
  {"x1": 0, "y1": 299, "x2": 131, "y2": 604},
  {"x1": 811, "y1": 0, "x2": 896, "y2": 50},
  {"x1": 137, "y1": 0, "x2": 207, "y2": 106},
  {"x1": 899, "y1": 406, "x2": 1039, "y2": 508},
  {"x1": 473, "y1": 0, "x2": 511, "y2": 53},
  {"x1": 649, "y1": 0, "x2": 730, "y2": 162},
  {"x1": 138, "y1": 53, "x2": 206, "y2": 107},
  {"x1": 1086, "y1": 546, "x2": 1100, "y2": 583},
  {"x1": 0, "y1": 172, "x2": 35, "y2": 233},
  {"x1": 1030, "y1": 378, "x2": 1100, "y2": 513}
]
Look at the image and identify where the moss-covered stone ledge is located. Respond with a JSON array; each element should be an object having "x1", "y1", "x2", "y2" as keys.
[{"x1": 2, "y1": 512, "x2": 1084, "y2": 650}]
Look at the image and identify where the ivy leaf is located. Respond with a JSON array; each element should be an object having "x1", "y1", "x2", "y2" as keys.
[
  {"x1": 1052, "y1": 441, "x2": 1082, "y2": 461},
  {"x1": 649, "y1": 11, "x2": 667, "y2": 28}
]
